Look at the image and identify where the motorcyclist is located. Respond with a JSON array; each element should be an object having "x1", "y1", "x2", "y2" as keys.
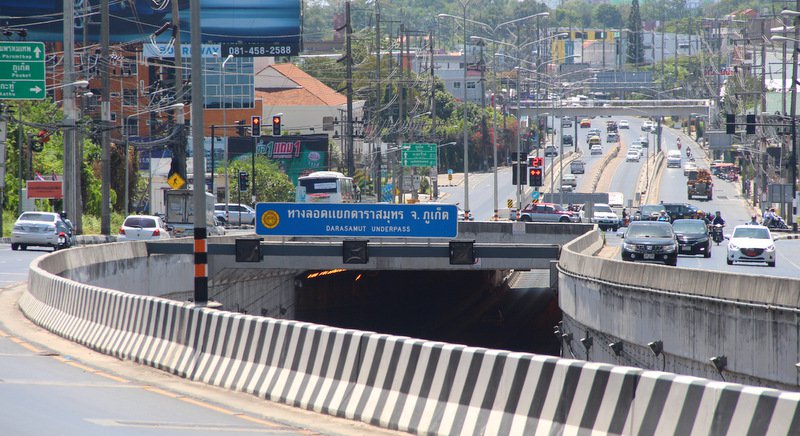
[
  {"x1": 712, "y1": 211, "x2": 726, "y2": 227},
  {"x1": 697, "y1": 210, "x2": 711, "y2": 226},
  {"x1": 59, "y1": 210, "x2": 74, "y2": 233},
  {"x1": 747, "y1": 215, "x2": 760, "y2": 225},
  {"x1": 657, "y1": 210, "x2": 670, "y2": 222}
]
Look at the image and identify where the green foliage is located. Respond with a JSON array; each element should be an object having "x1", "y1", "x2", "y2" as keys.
[
  {"x1": 627, "y1": 0, "x2": 645, "y2": 65},
  {"x1": 225, "y1": 156, "x2": 295, "y2": 202},
  {"x1": 595, "y1": 4, "x2": 623, "y2": 28}
]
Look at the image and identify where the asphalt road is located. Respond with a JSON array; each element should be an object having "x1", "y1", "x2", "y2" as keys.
[{"x1": 0, "y1": 245, "x2": 404, "y2": 436}]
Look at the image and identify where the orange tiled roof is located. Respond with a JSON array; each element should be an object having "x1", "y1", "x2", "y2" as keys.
[{"x1": 255, "y1": 63, "x2": 346, "y2": 107}]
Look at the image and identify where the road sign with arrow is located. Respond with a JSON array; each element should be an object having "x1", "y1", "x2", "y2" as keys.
[{"x1": 0, "y1": 42, "x2": 46, "y2": 100}]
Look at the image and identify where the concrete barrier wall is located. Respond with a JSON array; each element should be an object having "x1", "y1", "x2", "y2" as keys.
[
  {"x1": 560, "y1": 229, "x2": 800, "y2": 389},
  {"x1": 19, "y1": 240, "x2": 800, "y2": 434}
]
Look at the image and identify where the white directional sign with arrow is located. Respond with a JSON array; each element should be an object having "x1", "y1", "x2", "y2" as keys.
[{"x1": 0, "y1": 42, "x2": 46, "y2": 100}]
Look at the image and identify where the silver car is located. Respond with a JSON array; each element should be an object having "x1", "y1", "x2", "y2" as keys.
[
  {"x1": 214, "y1": 203, "x2": 256, "y2": 225},
  {"x1": 12, "y1": 212, "x2": 75, "y2": 251}
]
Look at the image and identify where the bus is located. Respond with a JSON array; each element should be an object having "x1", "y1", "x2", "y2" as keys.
[{"x1": 295, "y1": 171, "x2": 357, "y2": 203}]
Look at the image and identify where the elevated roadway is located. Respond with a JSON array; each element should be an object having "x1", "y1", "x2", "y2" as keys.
[{"x1": 516, "y1": 99, "x2": 711, "y2": 119}]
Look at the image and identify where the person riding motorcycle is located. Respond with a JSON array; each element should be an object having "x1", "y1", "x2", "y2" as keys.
[
  {"x1": 747, "y1": 215, "x2": 760, "y2": 225},
  {"x1": 657, "y1": 210, "x2": 670, "y2": 222},
  {"x1": 697, "y1": 210, "x2": 711, "y2": 226},
  {"x1": 712, "y1": 211, "x2": 725, "y2": 226}
]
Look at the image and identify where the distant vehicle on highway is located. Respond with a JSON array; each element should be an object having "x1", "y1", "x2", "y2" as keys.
[
  {"x1": 11, "y1": 211, "x2": 76, "y2": 251},
  {"x1": 579, "y1": 203, "x2": 620, "y2": 231},
  {"x1": 661, "y1": 202, "x2": 699, "y2": 221},
  {"x1": 607, "y1": 192, "x2": 624, "y2": 208},
  {"x1": 726, "y1": 225, "x2": 775, "y2": 267},
  {"x1": 214, "y1": 203, "x2": 256, "y2": 225},
  {"x1": 621, "y1": 221, "x2": 678, "y2": 266},
  {"x1": 580, "y1": 118, "x2": 591, "y2": 128},
  {"x1": 626, "y1": 150, "x2": 640, "y2": 162},
  {"x1": 561, "y1": 117, "x2": 573, "y2": 128},
  {"x1": 618, "y1": 120, "x2": 630, "y2": 129},
  {"x1": 296, "y1": 171, "x2": 357, "y2": 203},
  {"x1": 562, "y1": 174, "x2": 577, "y2": 188},
  {"x1": 562, "y1": 134, "x2": 573, "y2": 145},
  {"x1": 683, "y1": 161, "x2": 698, "y2": 176},
  {"x1": 635, "y1": 204, "x2": 664, "y2": 221},
  {"x1": 544, "y1": 145, "x2": 558, "y2": 157},
  {"x1": 118, "y1": 215, "x2": 172, "y2": 241},
  {"x1": 607, "y1": 133, "x2": 620, "y2": 143},
  {"x1": 667, "y1": 150, "x2": 682, "y2": 168},
  {"x1": 570, "y1": 160, "x2": 585, "y2": 174},
  {"x1": 672, "y1": 219, "x2": 711, "y2": 258},
  {"x1": 642, "y1": 120, "x2": 656, "y2": 132},
  {"x1": 590, "y1": 144, "x2": 603, "y2": 155},
  {"x1": 518, "y1": 202, "x2": 579, "y2": 223}
]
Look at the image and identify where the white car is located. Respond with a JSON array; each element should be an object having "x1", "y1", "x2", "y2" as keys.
[
  {"x1": 683, "y1": 161, "x2": 698, "y2": 175},
  {"x1": 666, "y1": 150, "x2": 682, "y2": 168},
  {"x1": 726, "y1": 225, "x2": 775, "y2": 267},
  {"x1": 590, "y1": 144, "x2": 603, "y2": 155},
  {"x1": 11, "y1": 212, "x2": 76, "y2": 251},
  {"x1": 625, "y1": 150, "x2": 640, "y2": 162},
  {"x1": 618, "y1": 120, "x2": 630, "y2": 129},
  {"x1": 579, "y1": 203, "x2": 620, "y2": 231},
  {"x1": 642, "y1": 120, "x2": 656, "y2": 132},
  {"x1": 118, "y1": 215, "x2": 172, "y2": 241},
  {"x1": 630, "y1": 144, "x2": 644, "y2": 158}
]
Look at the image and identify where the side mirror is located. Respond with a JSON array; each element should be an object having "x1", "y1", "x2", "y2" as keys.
[{"x1": 166, "y1": 225, "x2": 174, "y2": 232}]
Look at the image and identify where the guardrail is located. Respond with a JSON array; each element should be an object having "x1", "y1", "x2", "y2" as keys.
[{"x1": 19, "y1": 239, "x2": 799, "y2": 435}]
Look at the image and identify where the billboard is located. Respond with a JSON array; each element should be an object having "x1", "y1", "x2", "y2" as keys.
[
  {"x1": 228, "y1": 134, "x2": 331, "y2": 185},
  {"x1": 0, "y1": 0, "x2": 301, "y2": 55}
]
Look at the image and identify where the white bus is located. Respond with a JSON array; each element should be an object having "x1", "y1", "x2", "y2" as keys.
[{"x1": 295, "y1": 171, "x2": 357, "y2": 203}]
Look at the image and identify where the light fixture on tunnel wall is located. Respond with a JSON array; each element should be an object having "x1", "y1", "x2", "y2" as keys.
[
  {"x1": 580, "y1": 336, "x2": 593, "y2": 351},
  {"x1": 235, "y1": 238, "x2": 263, "y2": 263},
  {"x1": 609, "y1": 341, "x2": 624, "y2": 356},
  {"x1": 648, "y1": 340, "x2": 663, "y2": 357},
  {"x1": 342, "y1": 240, "x2": 369, "y2": 264},
  {"x1": 710, "y1": 355, "x2": 727, "y2": 373},
  {"x1": 449, "y1": 240, "x2": 475, "y2": 265},
  {"x1": 561, "y1": 332, "x2": 573, "y2": 343}
]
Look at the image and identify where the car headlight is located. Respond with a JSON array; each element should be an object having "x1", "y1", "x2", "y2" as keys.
[
  {"x1": 13, "y1": 224, "x2": 22, "y2": 231},
  {"x1": 765, "y1": 245, "x2": 775, "y2": 252},
  {"x1": 662, "y1": 244, "x2": 677, "y2": 253},
  {"x1": 728, "y1": 242, "x2": 738, "y2": 250},
  {"x1": 622, "y1": 242, "x2": 637, "y2": 251}
]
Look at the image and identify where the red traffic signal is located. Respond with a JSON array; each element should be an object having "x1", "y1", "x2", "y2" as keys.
[
  {"x1": 529, "y1": 167, "x2": 543, "y2": 187},
  {"x1": 272, "y1": 115, "x2": 282, "y2": 136},
  {"x1": 251, "y1": 116, "x2": 262, "y2": 137},
  {"x1": 37, "y1": 130, "x2": 50, "y2": 142}
]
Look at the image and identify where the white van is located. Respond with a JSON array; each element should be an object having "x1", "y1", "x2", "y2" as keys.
[{"x1": 667, "y1": 150, "x2": 682, "y2": 168}]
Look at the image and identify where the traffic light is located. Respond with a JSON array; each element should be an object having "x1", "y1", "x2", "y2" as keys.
[
  {"x1": 272, "y1": 115, "x2": 282, "y2": 136},
  {"x1": 236, "y1": 120, "x2": 246, "y2": 136},
  {"x1": 238, "y1": 171, "x2": 249, "y2": 192},
  {"x1": 251, "y1": 115, "x2": 262, "y2": 137},
  {"x1": 745, "y1": 114, "x2": 756, "y2": 135},
  {"x1": 725, "y1": 114, "x2": 736, "y2": 134},
  {"x1": 529, "y1": 156, "x2": 544, "y2": 187},
  {"x1": 30, "y1": 130, "x2": 50, "y2": 152},
  {"x1": 512, "y1": 163, "x2": 528, "y2": 185}
]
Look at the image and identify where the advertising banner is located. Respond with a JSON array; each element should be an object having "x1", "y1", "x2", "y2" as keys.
[{"x1": 228, "y1": 134, "x2": 330, "y2": 185}]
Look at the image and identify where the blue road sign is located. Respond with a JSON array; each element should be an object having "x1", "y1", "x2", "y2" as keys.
[
  {"x1": 531, "y1": 191, "x2": 540, "y2": 201},
  {"x1": 255, "y1": 203, "x2": 458, "y2": 238}
]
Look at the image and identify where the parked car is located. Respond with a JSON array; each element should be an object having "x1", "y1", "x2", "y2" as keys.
[
  {"x1": 11, "y1": 211, "x2": 76, "y2": 251},
  {"x1": 590, "y1": 144, "x2": 603, "y2": 155},
  {"x1": 726, "y1": 225, "x2": 775, "y2": 267},
  {"x1": 580, "y1": 118, "x2": 591, "y2": 128},
  {"x1": 118, "y1": 215, "x2": 173, "y2": 241},
  {"x1": 544, "y1": 145, "x2": 558, "y2": 157},
  {"x1": 625, "y1": 150, "x2": 640, "y2": 162},
  {"x1": 214, "y1": 203, "x2": 257, "y2": 225},
  {"x1": 618, "y1": 119, "x2": 630, "y2": 129},
  {"x1": 672, "y1": 219, "x2": 711, "y2": 258},
  {"x1": 518, "y1": 203, "x2": 580, "y2": 223},
  {"x1": 621, "y1": 221, "x2": 678, "y2": 266},
  {"x1": 579, "y1": 203, "x2": 620, "y2": 231}
]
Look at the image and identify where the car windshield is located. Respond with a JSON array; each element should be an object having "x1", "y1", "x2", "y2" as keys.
[
  {"x1": 627, "y1": 224, "x2": 673, "y2": 238},
  {"x1": 733, "y1": 227, "x2": 770, "y2": 239},
  {"x1": 19, "y1": 213, "x2": 55, "y2": 222},
  {"x1": 553, "y1": 204, "x2": 565, "y2": 212},
  {"x1": 672, "y1": 220, "x2": 707, "y2": 234},
  {"x1": 124, "y1": 217, "x2": 157, "y2": 228},
  {"x1": 594, "y1": 205, "x2": 612, "y2": 213}
]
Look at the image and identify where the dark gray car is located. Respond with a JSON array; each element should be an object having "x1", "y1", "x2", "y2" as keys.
[{"x1": 621, "y1": 221, "x2": 678, "y2": 266}]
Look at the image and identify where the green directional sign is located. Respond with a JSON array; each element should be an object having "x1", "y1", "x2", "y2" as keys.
[
  {"x1": 401, "y1": 143, "x2": 437, "y2": 167},
  {"x1": 0, "y1": 42, "x2": 46, "y2": 100}
]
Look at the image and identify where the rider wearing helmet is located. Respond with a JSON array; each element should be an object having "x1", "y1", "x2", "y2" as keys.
[
  {"x1": 657, "y1": 210, "x2": 670, "y2": 222},
  {"x1": 697, "y1": 210, "x2": 711, "y2": 225}
]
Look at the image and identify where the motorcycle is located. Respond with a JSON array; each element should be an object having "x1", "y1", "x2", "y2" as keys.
[
  {"x1": 765, "y1": 216, "x2": 789, "y2": 230},
  {"x1": 711, "y1": 224, "x2": 725, "y2": 245}
]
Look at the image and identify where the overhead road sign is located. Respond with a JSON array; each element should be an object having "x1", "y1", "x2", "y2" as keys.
[
  {"x1": 0, "y1": 42, "x2": 46, "y2": 100},
  {"x1": 401, "y1": 143, "x2": 437, "y2": 167},
  {"x1": 255, "y1": 203, "x2": 458, "y2": 238}
]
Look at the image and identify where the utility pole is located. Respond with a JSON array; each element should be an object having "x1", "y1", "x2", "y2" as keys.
[
  {"x1": 100, "y1": 0, "x2": 110, "y2": 234},
  {"x1": 374, "y1": 1, "x2": 381, "y2": 200},
  {"x1": 344, "y1": 2, "x2": 354, "y2": 177},
  {"x1": 479, "y1": 39, "x2": 487, "y2": 171},
  {"x1": 172, "y1": 0, "x2": 186, "y2": 181},
  {"x1": 430, "y1": 29, "x2": 438, "y2": 199},
  {"x1": 190, "y1": 0, "x2": 208, "y2": 304},
  {"x1": 398, "y1": 23, "x2": 405, "y2": 203}
]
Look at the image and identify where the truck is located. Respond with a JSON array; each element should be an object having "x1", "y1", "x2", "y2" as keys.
[
  {"x1": 163, "y1": 189, "x2": 225, "y2": 237},
  {"x1": 687, "y1": 168, "x2": 713, "y2": 201}
]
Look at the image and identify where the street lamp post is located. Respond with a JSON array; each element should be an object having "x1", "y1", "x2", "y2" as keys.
[{"x1": 772, "y1": 18, "x2": 800, "y2": 227}]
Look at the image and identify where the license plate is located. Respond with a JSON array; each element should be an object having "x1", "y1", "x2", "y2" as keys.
[
  {"x1": 681, "y1": 245, "x2": 692, "y2": 252},
  {"x1": 644, "y1": 253, "x2": 655, "y2": 260}
]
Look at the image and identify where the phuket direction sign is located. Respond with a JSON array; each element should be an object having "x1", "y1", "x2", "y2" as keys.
[
  {"x1": 255, "y1": 203, "x2": 458, "y2": 238},
  {"x1": 0, "y1": 42, "x2": 46, "y2": 100},
  {"x1": 401, "y1": 143, "x2": 436, "y2": 167}
]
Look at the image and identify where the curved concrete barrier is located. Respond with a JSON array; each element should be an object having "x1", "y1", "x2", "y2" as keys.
[
  {"x1": 560, "y1": 229, "x2": 800, "y2": 389},
  {"x1": 19, "y1": 235, "x2": 800, "y2": 434}
]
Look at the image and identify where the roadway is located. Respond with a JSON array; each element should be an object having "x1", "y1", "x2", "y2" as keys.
[{"x1": 0, "y1": 245, "x2": 403, "y2": 436}]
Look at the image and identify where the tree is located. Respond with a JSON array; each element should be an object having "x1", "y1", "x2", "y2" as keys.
[
  {"x1": 226, "y1": 157, "x2": 295, "y2": 203},
  {"x1": 627, "y1": 0, "x2": 644, "y2": 65},
  {"x1": 595, "y1": 4, "x2": 623, "y2": 29}
]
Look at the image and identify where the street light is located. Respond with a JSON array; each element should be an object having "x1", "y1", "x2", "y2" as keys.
[
  {"x1": 438, "y1": 11, "x2": 550, "y2": 220},
  {"x1": 434, "y1": 141, "x2": 457, "y2": 199},
  {"x1": 770, "y1": 32, "x2": 799, "y2": 227},
  {"x1": 215, "y1": 52, "x2": 235, "y2": 221},
  {"x1": 124, "y1": 102, "x2": 185, "y2": 214}
]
